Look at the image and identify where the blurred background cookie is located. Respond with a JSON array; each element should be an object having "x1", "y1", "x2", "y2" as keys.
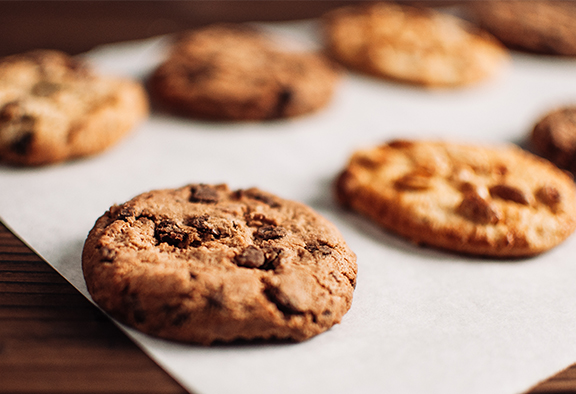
[
  {"x1": 531, "y1": 106, "x2": 576, "y2": 173},
  {"x1": 149, "y1": 24, "x2": 340, "y2": 121},
  {"x1": 0, "y1": 50, "x2": 148, "y2": 165},
  {"x1": 336, "y1": 139, "x2": 576, "y2": 257},
  {"x1": 468, "y1": 1, "x2": 576, "y2": 56},
  {"x1": 323, "y1": 2, "x2": 508, "y2": 87}
]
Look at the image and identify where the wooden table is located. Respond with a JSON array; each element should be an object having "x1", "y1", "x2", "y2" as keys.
[{"x1": 1, "y1": 1, "x2": 576, "y2": 392}]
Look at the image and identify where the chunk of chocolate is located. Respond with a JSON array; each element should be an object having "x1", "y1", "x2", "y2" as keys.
[
  {"x1": 238, "y1": 188, "x2": 281, "y2": 208},
  {"x1": 457, "y1": 192, "x2": 500, "y2": 225},
  {"x1": 305, "y1": 241, "x2": 333, "y2": 256},
  {"x1": 536, "y1": 185, "x2": 562, "y2": 208},
  {"x1": 10, "y1": 132, "x2": 33, "y2": 155},
  {"x1": 489, "y1": 184, "x2": 530, "y2": 205},
  {"x1": 155, "y1": 220, "x2": 189, "y2": 247},
  {"x1": 234, "y1": 245, "x2": 266, "y2": 268},
  {"x1": 274, "y1": 87, "x2": 293, "y2": 117},
  {"x1": 255, "y1": 225, "x2": 286, "y2": 240},
  {"x1": 189, "y1": 184, "x2": 220, "y2": 203}
]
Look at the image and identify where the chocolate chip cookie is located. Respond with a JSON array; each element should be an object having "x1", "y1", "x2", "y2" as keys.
[
  {"x1": 149, "y1": 24, "x2": 340, "y2": 120},
  {"x1": 469, "y1": 1, "x2": 576, "y2": 56},
  {"x1": 323, "y1": 2, "x2": 508, "y2": 87},
  {"x1": 82, "y1": 184, "x2": 357, "y2": 345},
  {"x1": 0, "y1": 50, "x2": 148, "y2": 166},
  {"x1": 336, "y1": 140, "x2": 576, "y2": 257},
  {"x1": 531, "y1": 106, "x2": 576, "y2": 174}
]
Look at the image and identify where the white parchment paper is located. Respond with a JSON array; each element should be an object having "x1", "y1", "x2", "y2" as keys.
[{"x1": 2, "y1": 21, "x2": 576, "y2": 394}]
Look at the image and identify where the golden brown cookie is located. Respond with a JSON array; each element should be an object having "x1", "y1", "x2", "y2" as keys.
[
  {"x1": 531, "y1": 106, "x2": 576, "y2": 173},
  {"x1": 323, "y1": 2, "x2": 508, "y2": 87},
  {"x1": 0, "y1": 50, "x2": 148, "y2": 166},
  {"x1": 336, "y1": 140, "x2": 576, "y2": 257},
  {"x1": 149, "y1": 24, "x2": 340, "y2": 121},
  {"x1": 469, "y1": 1, "x2": 576, "y2": 56},
  {"x1": 82, "y1": 184, "x2": 357, "y2": 345}
]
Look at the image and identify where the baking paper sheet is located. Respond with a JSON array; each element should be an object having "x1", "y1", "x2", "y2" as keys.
[{"x1": 2, "y1": 20, "x2": 576, "y2": 394}]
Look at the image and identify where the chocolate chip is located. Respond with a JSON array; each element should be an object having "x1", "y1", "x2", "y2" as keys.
[
  {"x1": 262, "y1": 246, "x2": 283, "y2": 270},
  {"x1": 186, "y1": 215, "x2": 229, "y2": 240},
  {"x1": 171, "y1": 312, "x2": 190, "y2": 327},
  {"x1": 255, "y1": 225, "x2": 286, "y2": 240},
  {"x1": 234, "y1": 245, "x2": 266, "y2": 268},
  {"x1": 457, "y1": 192, "x2": 500, "y2": 225},
  {"x1": 273, "y1": 87, "x2": 293, "y2": 117},
  {"x1": 10, "y1": 132, "x2": 33, "y2": 155},
  {"x1": 187, "y1": 215, "x2": 214, "y2": 234},
  {"x1": 155, "y1": 220, "x2": 189, "y2": 247},
  {"x1": 536, "y1": 185, "x2": 562, "y2": 209},
  {"x1": 237, "y1": 188, "x2": 280, "y2": 208},
  {"x1": 305, "y1": 241, "x2": 333, "y2": 256},
  {"x1": 489, "y1": 184, "x2": 530, "y2": 205},
  {"x1": 189, "y1": 184, "x2": 219, "y2": 203},
  {"x1": 116, "y1": 206, "x2": 136, "y2": 221}
]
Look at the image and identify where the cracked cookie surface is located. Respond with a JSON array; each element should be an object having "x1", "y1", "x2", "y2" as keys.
[
  {"x1": 149, "y1": 24, "x2": 340, "y2": 120},
  {"x1": 0, "y1": 50, "x2": 148, "y2": 165},
  {"x1": 323, "y1": 2, "x2": 508, "y2": 87},
  {"x1": 82, "y1": 184, "x2": 357, "y2": 345},
  {"x1": 336, "y1": 140, "x2": 576, "y2": 257}
]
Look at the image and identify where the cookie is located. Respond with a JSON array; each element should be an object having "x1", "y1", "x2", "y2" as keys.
[
  {"x1": 336, "y1": 140, "x2": 576, "y2": 257},
  {"x1": 323, "y1": 2, "x2": 508, "y2": 87},
  {"x1": 532, "y1": 106, "x2": 576, "y2": 173},
  {"x1": 149, "y1": 24, "x2": 340, "y2": 120},
  {"x1": 0, "y1": 50, "x2": 148, "y2": 166},
  {"x1": 469, "y1": 1, "x2": 576, "y2": 56},
  {"x1": 82, "y1": 184, "x2": 357, "y2": 345}
]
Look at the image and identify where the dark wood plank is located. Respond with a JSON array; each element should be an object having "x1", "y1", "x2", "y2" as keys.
[
  {"x1": 528, "y1": 364, "x2": 576, "y2": 393},
  {"x1": 0, "y1": 1, "x2": 355, "y2": 57},
  {"x1": 0, "y1": 221, "x2": 190, "y2": 394}
]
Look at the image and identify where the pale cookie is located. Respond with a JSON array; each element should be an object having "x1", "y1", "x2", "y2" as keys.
[
  {"x1": 336, "y1": 140, "x2": 576, "y2": 257},
  {"x1": 149, "y1": 24, "x2": 340, "y2": 120},
  {"x1": 0, "y1": 50, "x2": 148, "y2": 166},
  {"x1": 469, "y1": 1, "x2": 576, "y2": 56},
  {"x1": 82, "y1": 184, "x2": 357, "y2": 345},
  {"x1": 323, "y1": 2, "x2": 508, "y2": 87},
  {"x1": 532, "y1": 106, "x2": 576, "y2": 174}
]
